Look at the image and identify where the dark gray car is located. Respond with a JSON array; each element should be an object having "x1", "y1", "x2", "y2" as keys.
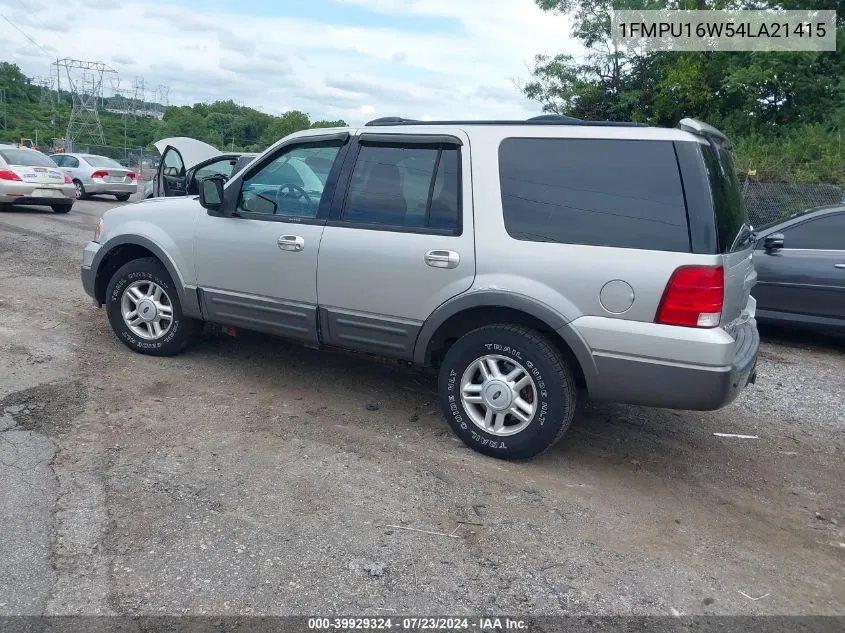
[{"x1": 753, "y1": 205, "x2": 845, "y2": 332}]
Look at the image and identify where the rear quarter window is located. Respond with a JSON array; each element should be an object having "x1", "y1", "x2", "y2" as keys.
[{"x1": 499, "y1": 138, "x2": 691, "y2": 252}]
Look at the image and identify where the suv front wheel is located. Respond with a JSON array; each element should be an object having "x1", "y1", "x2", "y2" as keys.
[
  {"x1": 105, "y1": 257, "x2": 201, "y2": 356},
  {"x1": 437, "y1": 325, "x2": 576, "y2": 459}
]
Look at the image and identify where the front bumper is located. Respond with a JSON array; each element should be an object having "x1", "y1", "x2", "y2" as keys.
[
  {"x1": 575, "y1": 319, "x2": 760, "y2": 411},
  {"x1": 81, "y1": 241, "x2": 102, "y2": 302}
]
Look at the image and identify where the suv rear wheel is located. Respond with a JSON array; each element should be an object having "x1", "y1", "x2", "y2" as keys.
[
  {"x1": 105, "y1": 257, "x2": 201, "y2": 356},
  {"x1": 437, "y1": 324, "x2": 576, "y2": 459}
]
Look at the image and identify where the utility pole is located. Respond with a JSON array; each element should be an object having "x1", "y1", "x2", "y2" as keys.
[{"x1": 0, "y1": 88, "x2": 6, "y2": 133}]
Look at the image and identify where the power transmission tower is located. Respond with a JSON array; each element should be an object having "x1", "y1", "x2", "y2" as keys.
[
  {"x1": 56, "y1": 58, "x2": 117, "y2": 146},
  {"x1": 147, "y1": 83, "x2": 169, "y2": 120},
  {"x1": 133, "y1": 77, "x2": 146, "y2": 117},
  {"x1": 32, "y1": 75, "x2": 56, "y2": 106}
]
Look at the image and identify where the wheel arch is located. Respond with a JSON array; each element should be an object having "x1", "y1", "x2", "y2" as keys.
[
  {"x1": 92, "y1": 236, "x2": 200, "y2": 317},
  {"x1": 414, "y1": 292, "x2": 596, "y2": 390}
]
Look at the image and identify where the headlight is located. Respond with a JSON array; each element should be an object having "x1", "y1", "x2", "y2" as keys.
[{"x1": 94, "y1": 218, "x2": 104, "y2": 242}]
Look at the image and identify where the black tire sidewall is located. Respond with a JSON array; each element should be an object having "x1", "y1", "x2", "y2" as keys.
[
  {"x1": 116, "y1": 194, "x2": 131, "y2": 201},
  {"x1": 105, "y1": 259, "x2": 194, "y2": 356},
  {"x1": 438, "y1": 327, "x2": 574, "y2": 459}
]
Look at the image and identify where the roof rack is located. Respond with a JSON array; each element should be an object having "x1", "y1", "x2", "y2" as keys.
[{"x1": 364, "y1": 115, "x2": 646, "y2": 128}]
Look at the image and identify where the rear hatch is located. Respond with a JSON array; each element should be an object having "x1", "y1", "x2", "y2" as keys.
[
  {"x1": 0, "y1": 148, "x2": 66, "y2": 187},
  {"x1": 695, "y1": 128, "x2": 757, "y2": 333}
]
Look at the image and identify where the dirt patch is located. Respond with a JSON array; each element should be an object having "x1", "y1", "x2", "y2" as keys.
[{"x1": 0, "y1": 380, "x2": 88, "y2": 435}]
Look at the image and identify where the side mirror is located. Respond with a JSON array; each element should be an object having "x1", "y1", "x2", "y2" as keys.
[
  {"x1": 763, "y1": 233, "x2": 784, "y2": 253},
  {"x1": 199, "y1": 176, "x2": 225, "y2": 212}
]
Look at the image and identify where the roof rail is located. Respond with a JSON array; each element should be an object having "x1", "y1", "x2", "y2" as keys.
[
  {"x1": 678, "y1": 118, "x2": 730, "y2": 148},
  {"x1": 527, "y1": 113, "x2": 582, "y2": 122},
  {"x1": 363, "y1": 116, "x2": 647, "y2": 128},
  {"x1": 364, "y1": 117, "x2": 423, "y2": 126}
]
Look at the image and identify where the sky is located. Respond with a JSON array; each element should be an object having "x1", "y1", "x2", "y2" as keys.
[{"x1": 0, "y1": 0, "x2": 581, "y2": 125}]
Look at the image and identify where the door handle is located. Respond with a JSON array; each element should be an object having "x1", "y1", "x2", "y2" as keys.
[
  {"x1": 424, "y1": 249, "x2": 460, "y2": 269},
  {"x1": 278, "y1": 235, "x2": 304, "y2": 252},
  {"x1": 835, "y1": 263, "x2": 845, "y2": 269}
]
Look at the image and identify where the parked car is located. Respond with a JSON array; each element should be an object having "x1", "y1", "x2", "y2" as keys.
[
  {"x1": 81, "y1": 116, "x2": 759, "y2": 459},
  {"x1": 0, "y1": 144, "x2": 75, "y2": 213},
  {"x1": 51, "y1": 153, "x2": 138, "y2": 201},
  {"x1": 752, "y1": 205, "x2": 845, "y2": 333},
  {"x1": 144, "y1": 137, "x2": 257, "y2": 199}
]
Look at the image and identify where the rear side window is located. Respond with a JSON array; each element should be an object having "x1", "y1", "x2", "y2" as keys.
[
  {"x1": 341, "y1": 144, "x2": 460, "y2": 233},
  {"x1": 701, "y1": 146, "x2": 748, "y2": 252},
  {"x1": 499, "y1": 138, "x2": 690, "y2": 252}
]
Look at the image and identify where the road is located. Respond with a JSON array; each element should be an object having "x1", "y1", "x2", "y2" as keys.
[{"x1": 0, "y1": 195, "x2": 843, "y2": 616}]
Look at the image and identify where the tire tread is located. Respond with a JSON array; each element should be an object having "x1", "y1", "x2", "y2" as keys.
[{"x1": 439, "y1": 323, "x2": 577, "y2": 459}]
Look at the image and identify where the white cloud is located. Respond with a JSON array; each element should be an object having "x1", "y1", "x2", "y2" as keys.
[{"x1": 0, "y1": 0, "x2": 579, "y2": 124}]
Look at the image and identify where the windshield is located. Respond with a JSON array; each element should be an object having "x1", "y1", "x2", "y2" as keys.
[
  {"x1": 702, "y1": 144, "x2": 749, "y2": 252},
  {"x1": 84, "y1": 155, "x2": 124, "y2": 168},
  {"x1": 0, "y1": 149, "x2": 58, "y2": 168}
]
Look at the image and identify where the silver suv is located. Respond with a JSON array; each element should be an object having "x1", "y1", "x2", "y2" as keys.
[{"x1": 81, "y1": 116, "x2": 759, "y2": 459}]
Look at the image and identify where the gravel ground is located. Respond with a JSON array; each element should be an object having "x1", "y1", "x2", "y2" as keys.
[{"x1": 0, "y1": 194, "x2": 843, "y2": 617}]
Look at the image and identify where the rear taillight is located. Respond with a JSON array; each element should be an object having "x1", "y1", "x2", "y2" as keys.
[
  {"x1": 127, "y1": 172, "x2": 136, "y2": 180},
  {"x1": 91, "y1": 170, "x2": 109, "y2": 179},
  {"x1": 656, "y1": 265, "x2": 724, "y2": 328},
  {"x1": 63, "y1": 173, "x2": 73, "y2": 184},
  {"x1": 0, "y1": 169, "x2": 22, "y2": 181}
]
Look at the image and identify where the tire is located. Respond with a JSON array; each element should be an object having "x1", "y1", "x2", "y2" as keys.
[
  {"x1": 437, "y1": 324, "x2": 577, "y2": 460},
  {"x1": 115, "y1": 193, "x2": 131, "y2": 201},
  {"x1": 105, "y1": 257, "x2": 202, "y2": 356},
  {"x1": 51, "y1": 204, "x2": 72, "y2": 214},
  {"x1": 73, "y1": 180, "x2": 87, "y2": 200}
]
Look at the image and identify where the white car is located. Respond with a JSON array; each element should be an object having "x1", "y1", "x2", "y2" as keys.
[
  {"x1": 51, "y1": 153, "x2": 138, "y2": 201},
  {"x1": 0, "y1": 145, "x2": 76, "y2": 213}
]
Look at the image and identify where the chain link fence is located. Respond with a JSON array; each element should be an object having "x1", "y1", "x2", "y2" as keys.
[
  {"x1": 65, "y1": 143, "x2": 160, "y2": 181},
  {"x1": 742, "y1": 179, "x2": 845, "y2": 228},
  {"x1": 0, "y1": 138, "x2": 160, "y2": 181}
]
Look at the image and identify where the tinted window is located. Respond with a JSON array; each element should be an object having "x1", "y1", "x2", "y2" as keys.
[
  {"x1": 784, "y1": 214, "x2": 845, "y2": 250},
  {"x1": 238, "y1": 143, "x2": 341, "y2": 218},
  {"x1": 499, "y1": 139, "x2": 690, "y2": 251},
  {"x1": 65, "y1": 156, "x2": 80, "y2": 168},
  {"x1": 50, "y1": 155, "x2": 65, "y2": 167},
  {"x1": 84, "y1": 155, "x2": 123, "y2": 168},
  {"x1": 702, "y1": 146, "x2": 748, "y2": 252},
  {"x1": 0, "y1": 149, "x2": 59, "y2": 168},
  {"x1": 342, "y1": 144, "x2": 459, "y2": 232}
]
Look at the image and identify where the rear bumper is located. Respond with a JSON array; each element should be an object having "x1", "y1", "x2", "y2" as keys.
[
  {"x1": 570, "y1": 317, "x2": 760, "y2": 411},
  {"x1": 0, "y1": 196, "x2": 73, "y2": 206},
  {"x1": 85, "y1": 180, "x2": 138, "y2": 195},
  {"x1": 0, "y1": 183, "x2": 75, "y2": 204}
]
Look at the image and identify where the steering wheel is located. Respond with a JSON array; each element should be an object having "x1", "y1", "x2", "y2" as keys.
[{"x1": 275, "y1": 183, "x2": 314, "y2": 215}]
